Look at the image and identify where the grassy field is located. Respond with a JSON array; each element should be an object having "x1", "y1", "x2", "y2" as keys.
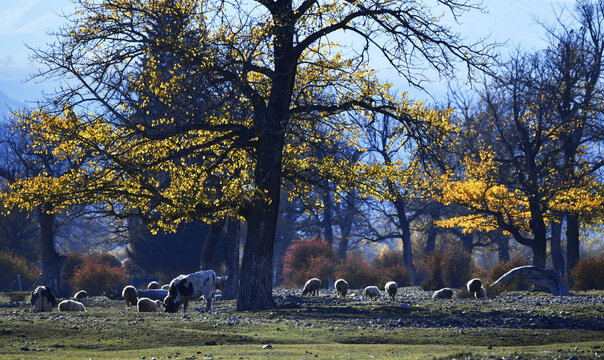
[{"x1": 0, "y1": 288, "x2": 602, "y2": 359}]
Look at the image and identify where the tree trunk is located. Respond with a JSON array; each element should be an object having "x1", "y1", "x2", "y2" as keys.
[
  {"x1": 550, "y1": 219, "x2": 565, "y2": 275},
  {"x1": 237, "y1": 128, "x2": 285, "y2": 311},
  {"x1": 460, "y1": 233, "x2": 474, "y2": 253},
  {"x1": 528, "y1": 197, "x2": 548, "y2": 268},
  {"x1": 337, "y1": 191, "x2": 356, "y2": 261},
  {"x1": 393, "y1": 199, "x2": 417, "y2": 285},
  {"x1": 37, "y1": 206, "x2": 66, "y2": 296},
  {"x1": 496, "y1": 233, "x2": 510, "y2": 262},
  {"x1": 200, "y1": 219, "x2": 225, "y2": 270},
  {"x1": 322, "y1": 183, "x2": 334, "y2": 245},
  {"x1": 221, "y1": 218, "x2": 240, "y2": 300},
  {"x1": 566, "y1": 214, "x2": 580, "y2": 286},
  {"x1": 425, "y1": 226, "x2": 437, "y2": 254}
]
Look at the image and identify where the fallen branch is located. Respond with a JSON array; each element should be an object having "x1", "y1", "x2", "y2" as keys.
[{"x1": 490, "y1": 266, "x2": 573, "y2": 296}]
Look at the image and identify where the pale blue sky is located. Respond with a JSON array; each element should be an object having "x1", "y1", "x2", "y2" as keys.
[{"x1": 0, "y1": 0, "x2": 577, "y2": 106}]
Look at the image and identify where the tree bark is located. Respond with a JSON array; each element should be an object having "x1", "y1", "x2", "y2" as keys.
[
  {"x1": 393, "y1": 198, "x2": 417, "y2": 285},
  {"x1": 550, "y1": 219, "x2": 565, "y2": 275},
  {"x1": 200, "y1": 219, "x2": 225, "y2": 270},
  {"x1": 337, "y1": 191, "x2": 356, "y2": 261},
  {"x1": 425, "y1": 225, "x2": 437, "y2": 254},
  {"x1": 37, "y1": 205, "x2": 66, "y2": 297},
  {"x1": 321, "y1": 183, "x2": 334, "y2": 245},
  {"x1": 221, "y1": 218, "x2": 240, "y2": 300},
  {"x1": 565, "y1": 214, "x2": 580, "y2": 286},
  {"x1": 495, "y1": 233, "x2": 510, "y2": 262}
]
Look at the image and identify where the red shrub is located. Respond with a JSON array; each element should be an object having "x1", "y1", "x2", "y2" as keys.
[
  {"x1": 281, "y1": 238, "x2": 337, "y2": 288},
  {"x1": 70, "y1": 259, "x2": 129, "y2": 296},
  {"x1": 571, "y1": 257, "x2": 604, "y2": 290},
  {"x1": 334, "y1": 252, "x2": 379, "y2": 289}
]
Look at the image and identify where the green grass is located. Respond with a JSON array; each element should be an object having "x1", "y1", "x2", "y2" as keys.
[{"x1": 0, "y1": 290, "x2": 602, "y2": 359}]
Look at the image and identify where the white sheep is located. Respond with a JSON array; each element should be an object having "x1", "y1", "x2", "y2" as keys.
[
  {"x1": 147, "y1": 281, "x2": 160, "y2": 290},
  {"x1": 334, "y1": 279, "x2": 349, "y2": 298},
  {"x1": 58, "y1": 299, "x2": 86, "y2": 312},
  {"x1": 364, "y1": 286, "x2": 381, "y2": 301},
  {"x1": 137, "y1": 297, "x2": 162, "y2": 312},
  {"x1": 466, "y1": 278, "x2": 487, "y2": 299},
  {"x1": 302, "y1": 278, "x2": 321, "y2": 296},
  {"x1": 384, "y1": 281, "x2": 398, "y2": 302},
  {"x1": 432, "y1": 287, "x2": 454, "y2": 299},
  {"x1": 73, "y1": 290, "x2": 88, "y2": 300},
  {"x1": 30, "y1": 286, "x2": 57, "y2": 313},
  {"x1": 122, "y1": 285, "x2": 138, "y2": 307}
]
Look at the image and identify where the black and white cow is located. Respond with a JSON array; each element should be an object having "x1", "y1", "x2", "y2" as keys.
[
  {"x1": 164, "y1": 270, "x2": 216, "y2": 313},
  {"x1": 30, "y1": 286, "x2": 57, "y2": 313}
]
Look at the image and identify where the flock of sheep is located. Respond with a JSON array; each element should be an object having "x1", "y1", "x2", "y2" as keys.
[
  {"x1": 29, "y1": 270, "x2": 488, "y2": 314},
  {"x1": 302, "y1": 277, "x2": 488, "y2": 301}
]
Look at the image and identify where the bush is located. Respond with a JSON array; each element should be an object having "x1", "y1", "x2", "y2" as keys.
[
  {"x1": 69, "y1": 259, "x2": 130, "y2": 296},
  {"x1": 571, "y1": 257, "x2": 604, "y2": 290},
  {"x1": 373, "y1": 248, "x2": 412, "y2": 288},
  {"x1": 488, "y1": 255, "x2": 531, "y2": 291},
  {"x1": 0, "y1": 251, "x2": 39, "y2": 291},
  {"x1": 334, "y1": 252, "x2": 379, "y2": 289},
  {"x1": 281, "y1": 238, "x2": 337, "y2": 288},
  {"x1": 416, "y1": 242, "x2": 478, "y2": 290},
  {"x1": 63, "y1": 252, "x2": 123, "y2": 290}
]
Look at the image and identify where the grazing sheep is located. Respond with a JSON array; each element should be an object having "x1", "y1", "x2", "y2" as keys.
[
  {"x1": 467, "y1": 278, "x2": 487, "y2": 299},
  {"x1": 364, "y1": 286, "x2": 381, "y2": 301},
  {"x1": 73, "y1": 290, "x2": 88, "y2": 300},
  {"x1": 215, "y1": 276, "x2": 227, "y2": 292},
  {"x1": 122, "y1": 285, "x2": 138, "y2": 307},
  {"x1": 164, "y1": 270, "x2": 216, "y2": 313},
  {"x1": 137, "y1": 297, "x2": 162, "y2": 312},
  {"x1": 334, "y1": 279, "x2": 349, "y2": 298},
  {"x1": 432, "y1": 287, "x2": 454, "y2": 299},
  {"x1": 147, "y1": 281, "x2": 161, "y2": 289},
  {"x1": 30, "y1": 286, "x2": 57, "y2": 313},
  {"x1": 302, "y1": 278, "x2": 321, "y2": 296},
  {"x1": 384, "y1": 281, "x2": 398, "y2": 302},
  {"x1": 58, "y1": 299, "x2": 86, "y2": 312},
  {"x1": 161, "y1": 284, "x2": 170, "y2": 290}
]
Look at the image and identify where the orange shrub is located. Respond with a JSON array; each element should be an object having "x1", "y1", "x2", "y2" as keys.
[
  {"x1": 70, "y1": 259, "x2": 129, "y2": 296},
  {"x1": 571, "y1": 257, "x2": 604, "y2": 290},
  {"x1": 281, "y1": 238, "x2": 337, "y2": 288},
  {"x1": 0, "y1": 251, "x2": 39, "y2": 291},
  {"x1": 334, "y1": 252, "x2": 379, "y2": 289}
]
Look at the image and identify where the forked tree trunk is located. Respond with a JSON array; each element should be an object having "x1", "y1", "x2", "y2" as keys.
[
  {"x1": 37, "y1": 206, "x2": 66, "y2": 296},
  {"x1": 221, "y1": 218, "x2": 240, "y2": 300}
]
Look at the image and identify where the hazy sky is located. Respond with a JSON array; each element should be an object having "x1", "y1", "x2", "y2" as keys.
[{"x1": 0, "y1": 0, "x2": 578, "y2": 105}]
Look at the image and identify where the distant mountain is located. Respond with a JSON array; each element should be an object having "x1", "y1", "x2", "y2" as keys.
[{"x1": 0, "y1": 91, "x2": 24, "y2": 122}]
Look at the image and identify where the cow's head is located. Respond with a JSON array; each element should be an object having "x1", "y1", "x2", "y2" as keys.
[{"x1": 164, "y1": 278, "x2": 194, "y2": 313}]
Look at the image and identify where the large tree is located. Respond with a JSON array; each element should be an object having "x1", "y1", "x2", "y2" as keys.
[{"x1": 4, "y1": 0, "x2": 490, "y2": 310}]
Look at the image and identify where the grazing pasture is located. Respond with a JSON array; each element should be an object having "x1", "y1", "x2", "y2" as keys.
[{"x1": 0, "y1": 288, "x2": 602, "y2": 359}]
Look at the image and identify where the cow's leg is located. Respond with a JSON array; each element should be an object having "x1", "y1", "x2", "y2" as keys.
[{"x1": 183, "y1": 299, "x2": 189, "y2": 313}]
